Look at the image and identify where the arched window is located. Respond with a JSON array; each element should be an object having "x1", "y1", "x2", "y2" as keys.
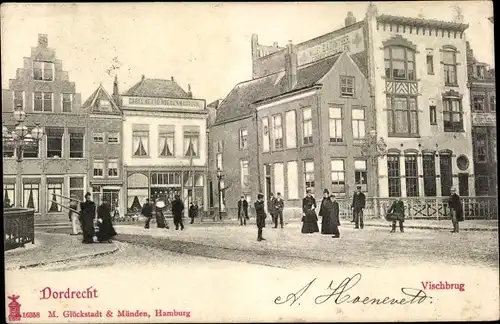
[
  {"x1": 384, "y1": 46, "x2": 416, "y2": 80},
  {"x1": 442, "y1": 46, "x2": 458, "y2": 85}
]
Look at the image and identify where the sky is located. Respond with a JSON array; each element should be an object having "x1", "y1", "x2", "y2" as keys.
[{"x1": 1, "y1": 2, "x2": 494, "y2": 104}]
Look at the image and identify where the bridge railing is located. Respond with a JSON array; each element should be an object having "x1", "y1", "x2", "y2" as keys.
[{"x1": 4, "y1": 208, "x2": 35, "y2": 251}]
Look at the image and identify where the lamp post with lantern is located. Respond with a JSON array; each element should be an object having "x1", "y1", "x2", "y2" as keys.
[
  {"x1": 361, "y1": 128, "x2": 387, "y2": 216},
  {"x1": 2, "y1": 105, "x2": 45, "y2": 207}
]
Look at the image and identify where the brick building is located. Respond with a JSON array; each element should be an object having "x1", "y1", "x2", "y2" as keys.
[
  {"x1": 81, "y1": 77, "x2": 124, "y2": 214},
  {"x1": 121, "y1": 76, "x2": 208, "y2": 217},
  {"x1": 466, "y1": 42, "x2": 496, "y2": 196},
  {"x1": 2, "y1": 34, "x2": 85, "y2": 223}
]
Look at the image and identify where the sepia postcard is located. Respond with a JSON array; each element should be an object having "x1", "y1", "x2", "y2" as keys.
[{"x1": 2, "y1": 1, "x2": 498, "y2": 322}]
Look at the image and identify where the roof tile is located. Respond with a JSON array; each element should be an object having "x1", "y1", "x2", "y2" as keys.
[{"x1": 123, "y1": 78, "x2": 189, "y2": 98}]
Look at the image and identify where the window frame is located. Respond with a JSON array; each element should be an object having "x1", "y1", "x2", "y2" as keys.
[
  {"x1": 69, "y1": 177, "x2": 85, "y2": 202},
  {"x1": 330, "y1": 159, "x2": 346, "y2": 193},
  {"x1": 387, "y1": 154, "x2": 401, "y2": 197},
  {"x1": 62, "y1": 93, "x2": 73, "y2": 113},
  {"x1": 352, "y1": 106, "x2": 366, "y2": 139},
  {"x1": 303, "y1": 160, "x2": 315, "y2": 193},
  {"x1": 302, "y1": 107, "x2": 313, "y2": 145},
  {"x1": 272, "y1": 114, "x2": 284, "y2": 150},
  {"x1": 384, "y1": 46, "x2": 416, "y2": 81},
  {"x1": 13, "y1": 90, "x2": 25, "y2": 109},
  {"x1": 404, "y1": 154, "x2": 419, "y2": 197},
  {"x1": 23, "y1": 182, "x2": 40, "y2": 213},
  {"x1": 183, "y1": 131, "x2": 199, "y2": 157},
  {"x1": 328, "y1": 106, "x2": 343, "y2": 143},
  {"x1": 93, "y1": 160, "x2": 105, "y2": 178},
  {"x1": 33, "y1": 91, "x2": 53, "y2": 112},
  {"x1": 429, "y1": 105, "x2": 437, "y2": 125},
  {"x1": 340, "y1": 76, "x2": 355, "y2": 97},
  {"x1": 132, "y1": 130, "x2": 150, "y2": 157},
  {"x1": 442, "y1": 48, "x2": 458, "y2": 86},
  {"x1": 472, "y1": 95, "x2": 485, "y2": 111},
  {"x1": 426, "y1": 54, "x2": 434, "y2": 74},
  {"x1": 473, "y1": 128, "x2": 489, "y2": 163},
  {"x1": 45, "y1": 127, "x2": 64, "y2": 158},
  {"x1": 33, "y1": 61, "x2": 54, "y2": 81},
  {"x1": 69, "y1": 129, "x2": 85, "y2": 159},
  {"x1": 387, "y1": 95, "x2": 419, "y2": 137},
  {"x1": 354, "y1": 159, "x2": 368, "y2": 192},
  {"x1": 107, "y1": 160, "x2": 119, "y2": 178},
  {"x1": 93, "y1": 132, "x2": 105, "y2": 143},
  {"x1": 107, "y1": 132, "x2": 120, "y2": 144},
  {"x1": 239, "y1": 128, "x2": 248, "y2": 150},
  {"x1": 47, "y1": 181, "x2": 63, "y2": 213},
  {"x1": 442, "y1": 96, "x2": 464, "y2": 132}
]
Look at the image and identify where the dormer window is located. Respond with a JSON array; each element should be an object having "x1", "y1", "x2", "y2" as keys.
[
  {"x1": 33, "y1": 61, "x2": 54, "y2": 81},
  {"x1": 98, "y1": 100, "x2": 111, "y2": 111},
  {"x1": 384, "y1": 46, "x2": 416, "y2": 80}
]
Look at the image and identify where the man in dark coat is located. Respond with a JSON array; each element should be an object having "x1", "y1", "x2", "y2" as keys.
[
  {"x1": 351, "y1": 185, "x2": 366, "y2": 229},
  {"x1": 274, "y1": 192, "x2": 285, "y2": 228},
  {"x1": 255, "y1": 193, "x2": 266, "y2": 241},
  {"x1": 96, "y1": 198, "x2": 117, "y2": 243},
  {"x1": 189, "y1": 201, "x2": 199, "y2": 224},
  {"x1": 267, "y1": 192, "x2": 276, "y2": 226},
  {"x1": 387, "y1": 198, "x2": 405, "y2": 233},
  {"x1": 301, "y1": 189, "x2": 319, "y2": 234},
  {"x1": 448, "y1": 187, "x2": 464, "y2": 233},
  {"x1": 238, "y1": 195, "x2": 249, "y2": 226},
  {"x1": 171, "y1": 195, "x2": 185, "y2": 230},
  {"x1": 142, "y1": 198, "x2": 153, "y2": 229},
  {"x1": 79, "y1": 192, "x2": 96, "y2": 244}
]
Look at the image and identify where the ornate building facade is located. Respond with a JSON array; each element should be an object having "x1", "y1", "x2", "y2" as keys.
[
  {"x1": 2, "y1": 34, "x2": 85, "y2": 223},
  {"x1": 121, "y1": 76, "x2": 208, "y2": 217}
]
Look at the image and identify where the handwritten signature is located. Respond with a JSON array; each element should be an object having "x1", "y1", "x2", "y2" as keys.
[{"x1": 274, "y1": 273, "x2": 432, "y2": 306}]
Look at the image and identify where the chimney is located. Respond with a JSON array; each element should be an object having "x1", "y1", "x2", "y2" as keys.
[
  {"x1": 285, "y1": 40, "x2": 297, "y2": 90},
  {"x1": 345, "y1": 11, "x2": 356, "y2": 27},
  {"x1": 171, "y1": 76, "x2": 174, "y2": 81},
  {"x1": 113, "y1": 75, "x2": 119, "y2": 96},
  {"x1": 187, "y1": 84, "x2": 193, "y2": 98},
  {"x1": 141, "y1": 74, "x2": 145, "y2": 81},
  {"x1": 38, "y1": 34, "x2": 48, "y2": 48},
  {"x1": 273, "y1": 42, "x2": 278, "y2": 47}
]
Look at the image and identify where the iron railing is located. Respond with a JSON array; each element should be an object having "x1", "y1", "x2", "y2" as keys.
[{"x1": 4, "y1": 208, "x2": 35, "y2": 251}]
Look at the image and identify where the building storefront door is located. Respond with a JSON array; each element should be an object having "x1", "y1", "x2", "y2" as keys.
[
  {"x1": 151, "y1": 186, "x2": 181, "y2": 214},
  {"x1": 103, "y1": 188, "x2": 120, "y2": 217}
]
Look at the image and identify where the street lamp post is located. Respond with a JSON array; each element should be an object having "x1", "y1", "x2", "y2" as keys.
[
  {"x1": 216, "y1": 168, "x2": 224, "y2": 221},
  {"x1": 361, "y1": 128, "x2": 387, "y2": 218},
  {"x1": 2, "y1": 105, "x2": 45, "y2": 207}
]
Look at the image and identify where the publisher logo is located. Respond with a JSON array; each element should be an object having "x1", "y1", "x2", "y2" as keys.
[{"x1": 8, "y1": 295, "x2": 22, "y2": 322}]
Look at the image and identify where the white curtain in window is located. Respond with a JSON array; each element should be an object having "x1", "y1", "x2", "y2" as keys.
[
  {"x1": 23, "y1": 186, "x2": 39, "y2": 213},
  {"x1": 47, "y1": 185, "x2": 62, "y2": 212},
  {"x1": 184, "y1": 136, "x2": 198, "y2": 156},
  {"x1": 285, "y1": 111, "x2": 296, "y2": 148},
  {"x1": 286, "y1": 161, "x2": 299, "y2": 199},
  {"x1": 273, "y1": 163, "x2": 284, "y2": 196}
]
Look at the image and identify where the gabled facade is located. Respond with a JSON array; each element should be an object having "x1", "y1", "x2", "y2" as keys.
[
  {"x1": 466, "y1": 41, "x2": 496, "y2": 196},
  {"x1": 121, "y1": 76, "x2": 208, "y2": 217},
  {"x1": 81, "y1": 78, "x2": 124, "y2": 215},
  {"x1": 2, "y1": 34, "x2": 85, "y2": 223}
]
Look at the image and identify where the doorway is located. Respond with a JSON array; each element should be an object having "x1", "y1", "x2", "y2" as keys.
[
  {"x1": 264, "y1": 164, "x2": 272, "y2": 200},
  {"x1": 102, "y1": 189, "x2": 120, "y2": 216},
  {"x1": 458, "y1": 173, "x2": 469, "y2": 196}
]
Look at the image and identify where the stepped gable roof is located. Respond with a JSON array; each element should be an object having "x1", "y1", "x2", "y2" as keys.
[
  {"x1": 377, "y1": 14, "x2": 469, "y2": 32},
  {"x1": 81, "y1": 84, "x2": 121, "y2": 114},
  {"x1": 215, "y1": 53, "x2": 345, "y2": 124},
  {"x1": 123, "y1": 77, "x2": 189, "y2": 99}
]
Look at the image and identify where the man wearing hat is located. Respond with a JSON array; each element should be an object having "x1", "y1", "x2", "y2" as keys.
[
  {"x1": 351, "y1": 185, "x2": 366, "y2": 229},
  {"x1": 254, "y1": 193, "x2": 266, "y2": 241},
  {"x1": 79, "y1": 192, "x2": 96, "y2": 243},
  {"x1": 448, "y1": 187, "x2": 464, "y2": 233},
  {"x1": 142, "y1": 198, "x2": 153, "y2": 229}
]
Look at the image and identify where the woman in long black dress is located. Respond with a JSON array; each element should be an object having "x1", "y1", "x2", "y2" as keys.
[
  {"x1": 319, "y1": 190, "x2": 341, "y2": 238},
  {"x1": 301, "y1": 189, "x2": 319, "y2": 234},
  {"x1": 155, "y1": 199, "x2": 169, "y2": 229},
  {"x1": 96, "y1": 200, "x2": 117, "y2": 243}
]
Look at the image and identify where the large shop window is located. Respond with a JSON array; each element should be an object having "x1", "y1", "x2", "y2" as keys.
[
  {"x1": 285, "y1": 110, "x2": 297, "y2": 149},
  {"x1": 132, "y1": 124, "x2": 149, "y2": 157},
  {"x1": 23, "y1": 181, "x2": 40, "y2": 213},
  {"x1": 3, "y1": 183, "x2": 15, "y2": 207},
  {"x1": 384, "y1": 46, "x2": 416, "y2": 80},
  {"x1": 302, "y1": 107, "x2": 313, "y2": 145},
  {"x1": 387, "y1": 96, "x2": 419, "y2": 137},
  {"x1": 69, "y1": 177, "x2": 85, "y2": 201},
  {"x1": 387, "y1": 155, "x2": 401, "y2": 197},
  {"x1": 241, "y1": 160, "x2": 250, "y2": 192},
  {"x1": 329, "y1": 106, "x2": 343, "y2": 143},
  {"x1": 46, "y1": 127, "x2": 63, "y2": 158},
  {"x1": 127, "y1": 173, "x2": 149, "y2": 214},
  {"x1": 422, "y1": 153, "x2": 437, "y2": 196},
  {"x1": 239, "y1": 128, "x2": 248, "y2": 150},
  {"x1": 262, "y1": 117, "x2": 270, "y2": 152},
  {"x1": 439, "y1": 153, "x2": 453, "y2": 196},
  {"x1": 183, "y1": 126, "x2": 199, "y2": 157},
  {"x1": 69, "y1": 128, "x2": 84, "y2": 158},
  {"x1": 158, "y1": 125, "x2": 175, "y2": 157},
  {"x1": 303, "y1": 160, "x2": 315, "y2": 194},
  {"x1": 442, "y1": 97, "x2": 464, "y2": 132},
  {"x1": 33, "y1": 92, "x2": 53, "y2": 112},
  {"x1": 330, "y1": 160, "x2": 345, "y2": 194},
  {"x1": 286, "y1": 161, "x2": 299, "y2": 200},
  {"x1": 473, "y1": 128, "x2": 488, "y2": 163},
  {"x1": 273, "y1": 114, "x2": 284, "y2": 150},
  {"x1": 47, "y1": 179, "x2": 63, "y2": 213},
  {"x1": 442, "y1": 47, "x2": 458, "y2": 86},
  {"x1": 405, "y1": 154, "x2": 419, "y2": 197},
  {"x1": 354, "y1": 160, "x2": 367, "y2": 192},
  {"x1": 273, "y1": 163, "x2": 284, "y2": 196},
  {"x1": 183, "y1": 172, "x2": 204, "y2": 206}
]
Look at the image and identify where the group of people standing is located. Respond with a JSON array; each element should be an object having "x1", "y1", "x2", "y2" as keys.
[
  {"x1": 142, "y1": 195, "x2": 189, "y2": 230},
  {"x1": 68, "y1": 192, "x2": 117, "y2": 244}
]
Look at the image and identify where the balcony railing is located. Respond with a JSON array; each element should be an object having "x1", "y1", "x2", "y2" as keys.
[{"x1": 4, "y1": 208, "x2": 35, "y2": 251}]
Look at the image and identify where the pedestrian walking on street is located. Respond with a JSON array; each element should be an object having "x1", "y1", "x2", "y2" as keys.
[
  {"x1": 255, "y1": 193, "x2": 266, "y2": 241},
  {"x1": 448, "y1": 187, "x2": 464, "y2": 233},
  {"x1": 68, "y1": 196, "x2": 81, "y2": 235},
  {"x1": 387, "y1": 198, "x2": 405, "y2": 233},
  {"x1": 96, "y1": 198, "x2": 117, "y2": 243},
  {"x1": 319, "y1": 189, "x2": 340, "y2": 238},
  {"x1": 301, "y1": 189, "x2": 319, "y2": 234},
  {"x1": 171, "y1": 195, "x2": 185, "y2": 230},
  {"x1": 155, "y1": 199, "x2": 169, "y2": 229},
  {"x1": 351, "y1": 185, "x2": 366, "y2": 229},
  {"x1": 274, "y1": 192, "x2": 285, "y2": 228},
  {"x1": 189, "y1": 201, "x2": 199, "y2": 224},
  {"x1": 267, "y1": 192, "x2": 276, "y2": 226},
  {"x1": 79, "y1": 192, "x2": 96, "y2": 244},
  {"x1": 238, "y1": 195, "x2": 249, "y2": 226},
  {"x1": 142, "y1": 198, "x2": 153, "y2": 229}
]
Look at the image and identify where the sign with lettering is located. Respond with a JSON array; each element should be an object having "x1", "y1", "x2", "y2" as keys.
[
  {"x1": 472, "y1": 113, "x2": 496, "y2": 126},
  {"x1": 297, "y1": 27, "x2": 365, "y2": 66},
  {"x1": 123, "y1": 96, "x2": 205, "y2": 110}
]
